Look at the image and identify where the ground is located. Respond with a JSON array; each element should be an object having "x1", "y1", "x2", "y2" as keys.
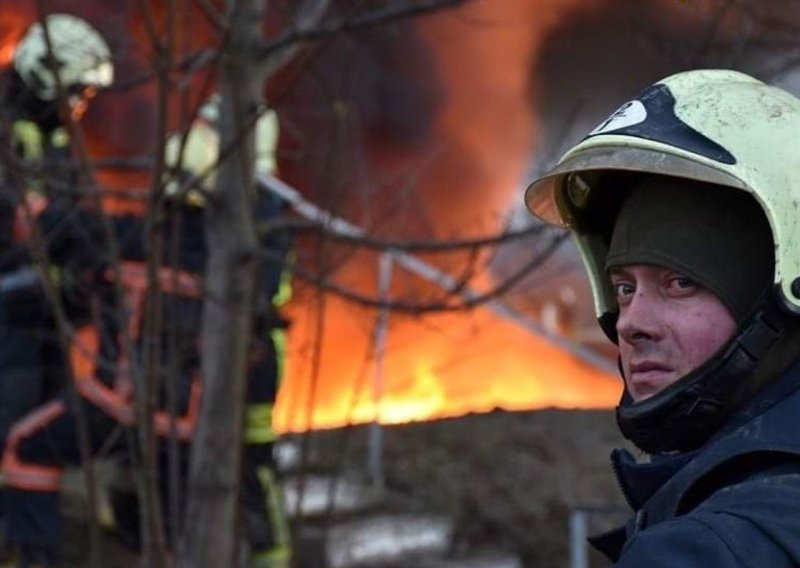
[
  {"x1": 304, "y1": 408, "x2": 631, "y2": 566},
  {"x1": 54, "y1": 408, "x2": 632, "y2": 567}
]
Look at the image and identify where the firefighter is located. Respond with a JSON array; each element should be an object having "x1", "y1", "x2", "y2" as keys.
[
  {"x1": 0, "y1": 165, "x2": 204, "y2": 566},
  {"x1": 164, "y1": 97, "x2": 294, "y2": 568},
  {"x1": 0, "y1": 14, "x2": 114, "y2": 567},
  {"x1": 525, "y1": 69, "x2": 800, "y2": 565},
  {"x1": 0, "y1": 11, "x2": 114, "y2": 454},
  {"x1": 105, "y1": 98, "x2": 293, "y2": 567}
]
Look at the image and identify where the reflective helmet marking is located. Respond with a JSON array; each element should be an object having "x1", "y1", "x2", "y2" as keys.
[
  {"x1": 589, "y1": 100, "x2": 646, "y2": 136},
  {"x1": 588, "y1": 84, "x2": 736, "y2": 164}
]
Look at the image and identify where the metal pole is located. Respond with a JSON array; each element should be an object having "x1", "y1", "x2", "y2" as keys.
[
  {"x1": 569, "y1": 509, "x2": 589, "y2": 568},
  {"x1": 368, "y1": 252, "x2": 394, "y2": 496}
]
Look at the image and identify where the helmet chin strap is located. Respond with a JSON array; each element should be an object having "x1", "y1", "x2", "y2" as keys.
[{"x1": 613, "y1": 299, "x2": 787, "y2": 454}]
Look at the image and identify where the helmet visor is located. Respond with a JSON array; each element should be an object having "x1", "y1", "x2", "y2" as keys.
[{"x1": 524, "y1": 144, "x2": 750, "y2": 229}]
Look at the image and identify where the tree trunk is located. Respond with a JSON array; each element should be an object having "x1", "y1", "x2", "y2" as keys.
[{"x1": 177, "y1": 0, "x2": 264, "y2": 566}]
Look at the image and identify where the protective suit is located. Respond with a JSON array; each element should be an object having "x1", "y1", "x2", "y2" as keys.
[{"x1": 0, "y1": 15, "x2": 114, "y2": 567}]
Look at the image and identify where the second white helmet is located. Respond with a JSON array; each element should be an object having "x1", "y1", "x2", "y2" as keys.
[{"x1": 13, "y1": 13, "x2": 114, "y2": 102}]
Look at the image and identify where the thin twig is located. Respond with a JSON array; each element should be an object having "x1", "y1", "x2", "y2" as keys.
[
  {"x1": 257, "y1": 0, "x2": 464, "y2": 59},
  {"x1": 286, "y1": 233, "x2": 568, "y2": 314},
  {"x1": 258, "y1": 216, "x2": 550, "y2": 252}
]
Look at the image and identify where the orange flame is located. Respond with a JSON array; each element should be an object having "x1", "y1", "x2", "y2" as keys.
[
  {"x1": 273, "y1": 292, "x2": 620, "y2": 433},
  {"x1": 274, "y1": 0, "x2": 623, "y2": 432},
  {"x1": 0, "y1": 8, "x2": 34, "y2": 66},
  {"x1": 1, "y1": 1, "x2": 626, "y2": 433}
]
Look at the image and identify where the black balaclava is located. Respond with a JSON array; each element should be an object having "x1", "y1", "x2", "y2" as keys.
[
  {"x1": 605, "y1": 176, "x2": 774, "y2": 325},
  {"x1": 603, "y1": 175, "x2": 790, "y2": 454}
]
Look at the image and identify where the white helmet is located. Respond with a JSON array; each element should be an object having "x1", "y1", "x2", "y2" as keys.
[
  {"x1": 525, "y1": 69, "x2": 800, "y2": 320},
  {"x1": 164, "y1": 98, "x2": 280, "y2": 205},
  {"x1": 164, "y1": 119, "x2": 221, "y2": 206},
  {"x1": 194, "y1": 95, "x2": 280, "y2": 176},
  {"x1": 13, "y1": 14, "x2": 114, "y2": 102}
]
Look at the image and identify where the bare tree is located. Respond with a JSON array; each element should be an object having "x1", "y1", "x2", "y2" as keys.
[
  {"x1": 0, "y1": 2, "x2": 598, "y2": 567},
  {"x1": 177, "y1": 0, "x2": 264, "y2": 564}
]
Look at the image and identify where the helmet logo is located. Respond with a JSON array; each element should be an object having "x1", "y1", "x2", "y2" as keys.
[
  {"x1": 586, "y1": 84, "x2": 737, "y2": 165},
  {"x1": 589, "y1": 100, "x2": 646, "y2": 136}
]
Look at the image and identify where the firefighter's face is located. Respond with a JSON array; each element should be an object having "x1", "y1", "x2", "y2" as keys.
[{"x1": 610, "y1": 264, "x2": 737, "y2": 402}]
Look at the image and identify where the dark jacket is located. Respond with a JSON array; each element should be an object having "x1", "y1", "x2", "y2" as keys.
[{"x1": 592, "y1": 359, "x2": 800, "y2": 566}]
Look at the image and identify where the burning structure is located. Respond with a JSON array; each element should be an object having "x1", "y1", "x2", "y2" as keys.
[{"x1": 1, "y1": 0, "x2": 796, "y2": 434}]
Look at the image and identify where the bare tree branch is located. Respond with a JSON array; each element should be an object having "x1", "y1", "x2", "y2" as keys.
[
  {"x1": 178, "y1": 0, "x2": 264, "y2": 566},
  {"x1": 258, "y1": 216, "x2": 552, "y2": 252},
  {"x1": 191, "y1": 0, "x2": 228, "y2": 33},
  {"x1": 257, "y1": 0, "x2": 464, "y2": 62},
  {"x1": 258, "y1": 0, "x2": 332, "y2": 77},
  {"x1": 286, "y1": 232, "x2": 568, "y2": 314}
]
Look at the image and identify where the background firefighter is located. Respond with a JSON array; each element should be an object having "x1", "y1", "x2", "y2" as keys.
[
  {"x1": 102, "y1": 99, "x2": 294, "y2": 567},
  {"x1": 0, "y1": 14, "x2": 114, "y2": 567},
  {"x1": 162, "y1": 97, "x2": 294, "y2": 568}
]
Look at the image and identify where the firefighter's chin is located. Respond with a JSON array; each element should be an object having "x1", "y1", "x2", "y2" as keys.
[{"x1": 627, "y1": 367, "x2": 677, "y2": 402}]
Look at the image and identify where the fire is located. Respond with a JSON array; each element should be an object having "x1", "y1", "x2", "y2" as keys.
[
  {"x1": 273, "y1": 292, "x2": 620, "y2": 433},
  {"x1": 368, "y1": 358, "x2": 448, "y2": 426},
  {"x1": 0, "y1": 39, "x2": 16, "y2": 67},
  {"x1": 0, "y1": 7, "x2": 32, "y2": 66},
  {"x1": 1, "y1": 0, "x2": 636, "y2": 434},
  {"x1": 273, "y1": 0, "x2": 626, "y2": 432}
]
